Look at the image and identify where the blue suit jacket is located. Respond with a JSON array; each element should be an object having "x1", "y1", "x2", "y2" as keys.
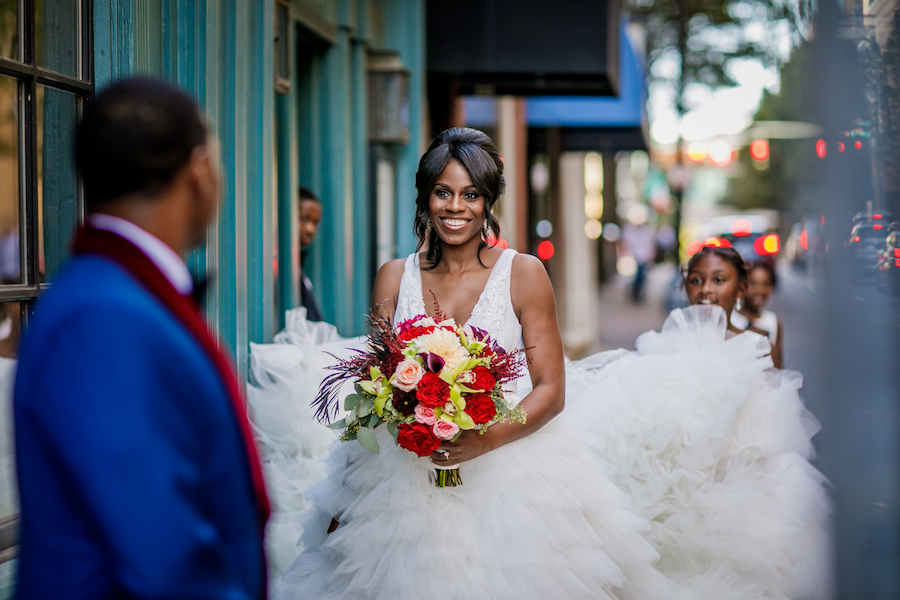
[{"x1": 14, "y1": 255, "x2": 264, "y2": 599}]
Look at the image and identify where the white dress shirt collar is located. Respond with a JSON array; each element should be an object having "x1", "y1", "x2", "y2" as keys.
[{"x1": 88, "y1": 213, "x2": 194, "y2": 296}]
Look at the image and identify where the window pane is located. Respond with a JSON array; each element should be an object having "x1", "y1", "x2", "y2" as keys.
[
  {"x1": 0, "y1": 77, "x2": 21, "y2": 285},
  {"x1": 35, "y1": 0, "x2": 79, "y2": 78},
  {"x1": 0, "y1": 302, "x2": 22, "y2": 526},
  {"x1": 37, "y1": 85, "x2": 79, "y2": 282},
  {"x1": 0, "y1": 0, "x2": 17, "y2": 61}
]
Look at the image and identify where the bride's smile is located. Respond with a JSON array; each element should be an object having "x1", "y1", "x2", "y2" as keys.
[{"x1": 429, "y1": 159, "x2": 484, "y2": 244}]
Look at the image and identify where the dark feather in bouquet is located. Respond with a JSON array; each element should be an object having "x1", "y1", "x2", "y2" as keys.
[
  {"x1": 312, "y1": 309, "x2": 404, "y2": 423},
  {"x1": 488, "y1": 343, "x2": 530, "y2": 386}
]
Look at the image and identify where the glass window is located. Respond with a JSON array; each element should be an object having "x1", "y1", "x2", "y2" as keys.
[
  {"x1": 35, "y1": 0, "x2": 81, "y2": 78},
  {"x1": 0, "y1": 0, "x2": 17, "y2": 61},
  {"x1": 0, "y1": 0, "x2": 91, "y2": 579},
  {"x1": 37, "y1": 84, "x2": 80, "y2": 282},
  {"x1": 0, "y1": 77, "x2": 20, "y2": 285}
]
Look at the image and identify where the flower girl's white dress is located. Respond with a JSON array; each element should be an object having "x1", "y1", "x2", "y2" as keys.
[
  {"x1": 567, "y1": 305, "x2": 833, "y2": 600},
  {"x1": 276, "y1": 249, "x2": 678, "y2": 600}
]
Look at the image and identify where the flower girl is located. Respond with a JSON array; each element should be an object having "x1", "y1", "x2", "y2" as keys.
[{"x1": 568, "y1": 246, "x2": 832, "y2": 599}]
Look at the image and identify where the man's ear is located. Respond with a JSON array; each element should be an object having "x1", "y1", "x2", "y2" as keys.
[{"x1": 187, "y1": 144, "x2": 216, "y2": 196}]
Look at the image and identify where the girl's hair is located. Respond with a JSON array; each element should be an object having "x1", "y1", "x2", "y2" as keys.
[
  {"x1": 683, "y1": 246, "x2": 749, "y2": 283},
  {"x1": 748, "y1": 257, "x2": 778, "y2": 288},
  {"x1": 414, "y1": 128, "x2": 505, "y2": 270}
]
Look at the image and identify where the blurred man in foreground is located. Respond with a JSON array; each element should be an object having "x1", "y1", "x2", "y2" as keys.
[{"x1": 13, "y1": 78, "x2": 269, "y2": 599}]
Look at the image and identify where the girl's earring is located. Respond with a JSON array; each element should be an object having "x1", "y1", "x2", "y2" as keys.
[
  {"x1": 426, "y1": 219, "x2": 433, "y2": 232},
  {"x1": 735, "y1": 297, "x2": 743, "y2": 312}
]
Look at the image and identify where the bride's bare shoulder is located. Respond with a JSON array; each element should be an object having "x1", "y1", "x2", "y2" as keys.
[
  {"x1": 510, "y1": 252, "x2": 549, "y2": 283},
  {"x1": 510, "y1": 253, "x2": 553, "y2": 309},
  {"x1": 372, "y1": 257, "x2": 407, "y2": 313}
]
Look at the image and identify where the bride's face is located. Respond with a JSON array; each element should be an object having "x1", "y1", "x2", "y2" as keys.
[
  {"x1": 428, "y1": 159, "x2": 486, "y2": 246},
  {"x1": 685, "y1": 254, "x2": 747, "y2": 314}
]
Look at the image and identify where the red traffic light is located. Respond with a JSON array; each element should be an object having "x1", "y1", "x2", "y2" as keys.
[
  {"x1": 815, "y1": 139, "x2": 827, "y2": 159},
  {"x1": 749, "y1": 139, "x2": 769, "y2": 161},
  {"x1": 537, "y1": 240, "x2": 555, "y2": 260}
]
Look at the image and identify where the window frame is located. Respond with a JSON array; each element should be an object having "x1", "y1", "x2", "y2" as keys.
[
  {"x1": 0, "y1": 0, "x2": 94, "y2": 566},
  {"x1": 0, "y1": 0, "x2": 93, "y2": 307}
]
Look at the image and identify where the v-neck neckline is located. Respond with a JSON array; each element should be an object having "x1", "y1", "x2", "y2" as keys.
[{"x1": 415, "y1": 249, "x2": 510, "y2": 328}]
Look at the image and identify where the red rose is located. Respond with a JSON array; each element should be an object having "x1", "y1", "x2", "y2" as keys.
[
  {"x1": 469, "y1": 366, "x2": 497, "y2": 391},
  {"x1": 416, "y1": 372, "x2": 451, "y2": 407},
  {"x1": 397, "y1": 423, "x2": 441, "y2": 457},
  {"x1": 398, "y1": 325, "x2": 435, "y2": 342},
  {"x1": 465, "y1": 392, "x2": 497, "y2": 425}
]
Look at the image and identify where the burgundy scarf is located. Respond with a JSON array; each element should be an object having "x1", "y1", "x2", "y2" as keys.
[{"x1": 72, "y1": 225, "x2": 270, "y2": 592}]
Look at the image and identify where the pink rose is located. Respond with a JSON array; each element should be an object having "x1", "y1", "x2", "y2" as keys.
[
  {"x1": 393, "y1": 359, "x2": 425, "y2": 392},
  {"x1": 414, "y1": 405, "x2": 436, "y2": 425},
  {"x1": 433, "y1": 420, "x2": 460, "y2": 441}
]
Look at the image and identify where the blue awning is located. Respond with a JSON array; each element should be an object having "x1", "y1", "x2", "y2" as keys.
[{"x1": 525, "y1": 23, "x2": 645, "y2": 128}]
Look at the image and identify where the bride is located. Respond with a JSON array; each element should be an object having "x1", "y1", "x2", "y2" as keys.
[{"x1": 276, "y1": 127, "x2": 677, "y2": 600}]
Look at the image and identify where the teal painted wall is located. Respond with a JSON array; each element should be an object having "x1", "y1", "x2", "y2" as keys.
[{"x1": 91, "y1": 0, "x2": 426, "y2": 371}]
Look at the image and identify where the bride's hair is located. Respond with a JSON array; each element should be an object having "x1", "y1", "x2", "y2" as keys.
[{"x1": 414, "y1": 128, "x2": 505, "y2": 269}]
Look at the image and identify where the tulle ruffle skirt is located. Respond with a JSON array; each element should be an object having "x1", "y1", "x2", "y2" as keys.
[
  {"x1": 566, "y1": 306, "x2": 833, "y2": 600},
  {"x1": 277, "y1": 410, "x2": 678, "y2": 600}
]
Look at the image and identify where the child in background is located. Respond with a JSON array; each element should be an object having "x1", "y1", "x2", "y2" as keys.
[
  {"x1": 732, "y1": 258, "x2": 784, "y2": 368},
  {"x1": 566, "y1": 246, "x2": 832, "y2": 600}
]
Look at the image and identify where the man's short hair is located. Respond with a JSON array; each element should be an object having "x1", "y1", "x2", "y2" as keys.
[
  {"x1": 299, "y1": 187, "x2": 320, "y2": 204},
  {"x1": 75, "y1": 77, "x2": 208, "y2": 210}
]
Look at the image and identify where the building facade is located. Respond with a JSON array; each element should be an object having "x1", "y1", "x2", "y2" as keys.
[{"x1": 0, "y1": 0, "x2": 426, "y2": 592}]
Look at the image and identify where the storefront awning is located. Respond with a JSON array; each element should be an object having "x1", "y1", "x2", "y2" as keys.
[{"x1": 464, "y1": 21, "x2": 648, "y2": 152}]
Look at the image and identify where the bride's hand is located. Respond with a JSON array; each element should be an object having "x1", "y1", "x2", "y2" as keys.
[{"x1": 430, "y1": 429, "x2": 497, "y2": 465}]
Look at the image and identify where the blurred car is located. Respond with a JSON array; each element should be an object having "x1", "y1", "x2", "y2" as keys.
[
  {"x1": 683, "y1": 216, "x2": 781, "y2": 264},
  {"x1": 685, "y1": 231, "x2": 780, "y2": 264},
  {"x1": 876, "y1": 226, "x2": 900, "y2": 294},
  {"x1": 786, "y1": 215, "x2": 825, "y2": 272},
  {"x1": 846, "y1": 221, "x2": 889, "y2": 276},
  {"x1": 852, "y1": 210, "x2": 894, "y2": 226}
]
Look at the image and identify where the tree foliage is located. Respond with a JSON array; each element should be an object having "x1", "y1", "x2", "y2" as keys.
[{"x1": 628, "y1": 0, "x2": 814, "y2": 114}]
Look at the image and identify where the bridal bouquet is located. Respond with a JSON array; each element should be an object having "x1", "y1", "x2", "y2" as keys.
[{"x1": 313, "y1": 306, "x2": 527, "y2": 487}]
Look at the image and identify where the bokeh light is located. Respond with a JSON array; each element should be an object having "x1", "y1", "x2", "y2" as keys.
[
  {"x1": 537, "y1": 240, "x2": 555, "y2": 260},
  {"x1": 535, "y1": 219, "x2": 553, "y2": 238},
  {"x1": 617, "y1": 255, "x2": 638, "y2": 276}
]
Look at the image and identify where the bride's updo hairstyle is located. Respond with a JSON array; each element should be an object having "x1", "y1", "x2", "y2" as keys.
[
  {"x1": 683, "y1": 246, "x2": 749, "y2": 284},
  {"x1": 414, "y1": 128, "x2": 505, "y2": 269}
]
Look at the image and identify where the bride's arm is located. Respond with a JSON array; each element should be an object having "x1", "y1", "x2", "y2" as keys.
[
  {"x1": 371, "y1": 258, "x2": 406, "y2": 320},
  {"x1": 435, "y1": 254, "x2": 565, "y2": 464}
]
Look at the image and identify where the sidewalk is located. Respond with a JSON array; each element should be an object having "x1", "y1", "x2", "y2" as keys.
[{"x1": 588, "y1": 263, "x2": 676, "y2": 354}]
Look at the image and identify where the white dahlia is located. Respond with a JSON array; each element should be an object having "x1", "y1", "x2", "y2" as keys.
[{"x1": 416, "y1": 328, "x2": 469, "y2": 372}]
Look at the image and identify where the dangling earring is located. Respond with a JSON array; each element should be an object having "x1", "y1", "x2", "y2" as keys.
[
  {"x1": 425, "y1": 219, "x2": 433, "y2": 233},
  {"x1": 735, "y1": 296, "x2": 743, "y2": 312}
]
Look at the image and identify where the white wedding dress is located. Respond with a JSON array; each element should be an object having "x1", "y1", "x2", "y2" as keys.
[
  {"x1": 247, "y1": 310, "x2": 365, "y2": 586},
  {"x1": 567, "y1": 305, "x2": 833, "y2": 600},
  {"x1": 276, "y1": 249, "x2": 679, "y2": 600}
]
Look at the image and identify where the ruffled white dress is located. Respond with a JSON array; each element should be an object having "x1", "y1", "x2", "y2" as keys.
[
  {"x1": 247, "y1": 310, "x2": 364, "y2": 585},
  {"x1": 567, "y1": 305, "x2": 833, "y2": 600},
  {"x1": 277, "y1": 249, "x2": 678, "y2": 600}
]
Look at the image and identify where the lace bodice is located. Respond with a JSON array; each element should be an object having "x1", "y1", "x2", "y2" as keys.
[{"x1": 394, "y1": 249, "x2": 523, "y2": 355}]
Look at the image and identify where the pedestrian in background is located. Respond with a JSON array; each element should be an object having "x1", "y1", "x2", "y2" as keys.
[
  {"x1": 13, "y1": 77, "x2": 269, "y2": 600},
  {"x1": 621, "y1": 216, "x2": 657, "y2": 303},
  {"x1": 299, "y1": 187, "x2": 325, "y2": 322}
]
